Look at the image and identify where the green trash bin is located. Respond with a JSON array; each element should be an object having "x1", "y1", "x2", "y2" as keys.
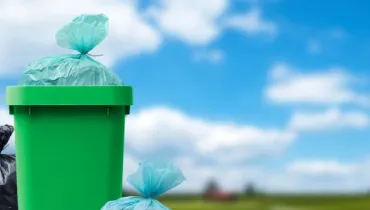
[{"x1": 6, "y1": 86, "x2": 133, "y2": 210}]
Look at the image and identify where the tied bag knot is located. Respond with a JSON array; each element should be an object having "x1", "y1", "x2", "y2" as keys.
[
  {"x1": 56, "y1": 14, "x2": 108, "y2": 55},
  {"x1": 101, "y1": 161, "x2": 186, "y2": 210},
  {"x1": 57, "y1": 14, "x2": 106, "y2": 58}
]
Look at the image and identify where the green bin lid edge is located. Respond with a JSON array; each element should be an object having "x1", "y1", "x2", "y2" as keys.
[{"x1": 6, "y1": 86, "x2": 133, "y2": 106}]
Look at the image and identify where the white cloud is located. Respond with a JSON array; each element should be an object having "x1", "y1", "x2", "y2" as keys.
[
  {"x1": 224, "y1": 8, "x2": 277, "y2": 35},
  {"x1": 288, "y1": 108, "x2": 369, "y2": 132},
  {"x1": 125, "y1": 106, "x2": 296, "y2": 164},
  {"x1": 307, "y1": 39, "x2": 321, "y2": 54},
  {"x1": 265, "y1": 63, "x2": 370, "y2": 106},
  {"x1": 286, "y1": 160, "x2": 356, "y2": 176},
  {"x1": 280, "y1": 159, "x2": 370, "y2": 192},
  {"x1": 147, "y1": 0, "x2": 228, "y2": 45},
  {"x1": 193, "y1": 49, "x2": 224, "y2": 63},
  {"x1": 0, "y1": 0, "x2": 162, "y2": 76},
  {"x1": 123, "y1": 106, "x2": 369, "y2": 193},
  {"x1": 260, "y1": 159, "x2": 370, "y2": 193}
]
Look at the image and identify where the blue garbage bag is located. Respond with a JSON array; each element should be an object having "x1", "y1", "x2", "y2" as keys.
[
  {"x1": 101, "y1": 161, "x2": 186, "y2": 210},
  {"x1": 19, "y1": 14, "x2": 122, "y2": 86}
]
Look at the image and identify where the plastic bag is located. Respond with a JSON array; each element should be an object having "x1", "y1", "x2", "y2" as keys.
[
  {"x1": 0, "y1": 125, "x2": 18, "y2": 210},
  {"x1": 19, "y1": 14, "x2": 122, "y2": 86},
  {"x1": 101, "y1": 161, "x2": 186, "y2": 210}
]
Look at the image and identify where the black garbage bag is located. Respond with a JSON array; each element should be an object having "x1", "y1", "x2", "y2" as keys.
[{"x1": 0, "y1": 124, "x2": 18, "y2": 210}]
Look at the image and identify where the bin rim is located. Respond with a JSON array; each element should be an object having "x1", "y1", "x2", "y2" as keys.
[{"x1": 6, "y1": 86, "x2": 133, "y2": 106}]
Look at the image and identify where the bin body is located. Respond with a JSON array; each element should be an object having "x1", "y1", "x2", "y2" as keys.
[{"x1": 6, "y1": 86, "x2": 133, "y2": 210}]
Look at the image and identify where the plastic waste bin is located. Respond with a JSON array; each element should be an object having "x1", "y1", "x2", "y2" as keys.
[{"x1": 6, "y1": 86, "x2": 133, "y2": 210}]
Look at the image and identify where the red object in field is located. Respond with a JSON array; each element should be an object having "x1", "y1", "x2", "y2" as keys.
[{"x1": 203, "y1": 190, "x2": 237, "y2": 201}]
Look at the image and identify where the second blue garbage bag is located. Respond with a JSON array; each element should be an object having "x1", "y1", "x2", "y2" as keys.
[{"x1": 102, "y1": 161, "x2": 186, "y2": 210}]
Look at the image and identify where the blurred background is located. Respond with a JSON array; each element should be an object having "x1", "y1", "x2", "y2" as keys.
[{"x1": 1, "y1": 0, "x2": 370, "y2": 209}]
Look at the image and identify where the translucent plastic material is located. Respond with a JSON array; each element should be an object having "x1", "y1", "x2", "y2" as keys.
[
  {"x1": 101, "y1": 161, "x2": 186, "y2": 210},
  {"x1": 19, "y1": 14, "x2": 122, "y2": 86}
]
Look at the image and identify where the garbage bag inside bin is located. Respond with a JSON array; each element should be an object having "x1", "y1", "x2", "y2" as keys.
[
  {"x1": 101, "y1": 161, "x2": 186, "y2": 210},
  {"x1": 19, "y1": 14, "x2": 122, "y2": 86},
  {"x1": 0, "y1": 124, "x2": 17, "y2": 210}
]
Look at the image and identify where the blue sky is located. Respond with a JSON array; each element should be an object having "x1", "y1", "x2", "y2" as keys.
[
  {"x1": 0, "y1": 0, "x2": 370, "y2": 192},
  {"x1": 120, "y1": 0, "x2": 370, "y2": 160}
]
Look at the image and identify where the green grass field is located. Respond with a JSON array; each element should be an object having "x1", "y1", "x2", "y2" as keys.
[{"x1": 160, "y1": 195, "x2": 370, "y2": 210}]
